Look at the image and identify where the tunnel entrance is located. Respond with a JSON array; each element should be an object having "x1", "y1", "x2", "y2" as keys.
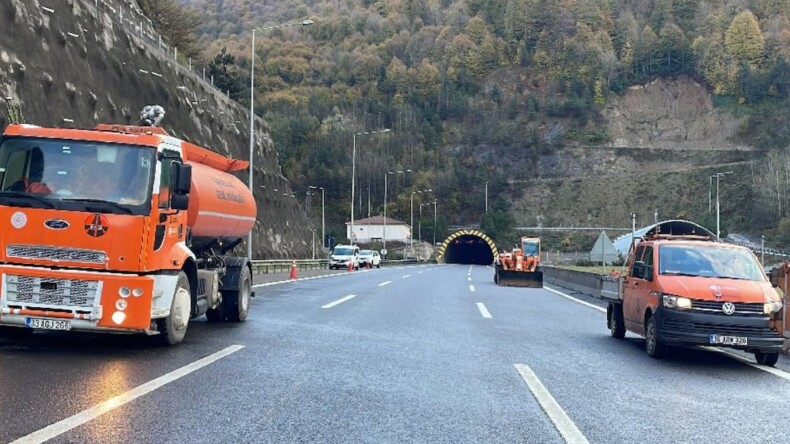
[{"x1": 437, "y1": 230, "x2": 498, "y2": 265}]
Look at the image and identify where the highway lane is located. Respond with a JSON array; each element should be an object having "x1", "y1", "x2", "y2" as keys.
[{"x1": 2, "y1": 264, "x2": 790, "y2": 443}]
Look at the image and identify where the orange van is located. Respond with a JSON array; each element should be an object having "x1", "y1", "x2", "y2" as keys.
[{"x1": 607, "y1": 221, "x2": 784, "y2": 366}]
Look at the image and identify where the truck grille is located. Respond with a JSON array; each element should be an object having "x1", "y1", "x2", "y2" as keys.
[
  {"x1": 691, "y1": 299, "x2": 764, "y2": 315},
  {"x1": 6, "y1": 245, "x2": 107, "y2": 264},
  {"x1": 4, "y1": 275, "x2": 100, "y2": 308},
  {"x1": 662, "y1": 318, "x2": 776, "y2": 337}
]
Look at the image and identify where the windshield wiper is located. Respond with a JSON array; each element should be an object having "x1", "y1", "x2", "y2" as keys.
[
  {"x1": 67, "y1": 198, "x2": 134, "y2": 214},
  {"x1": 0, "y1": 191, "x2": 56, "y2": 208},
  {"x1": 661, "y1": 271, "x2": 701, "y2": 277}
]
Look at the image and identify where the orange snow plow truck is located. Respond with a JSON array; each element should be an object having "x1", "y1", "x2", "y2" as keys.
[
  {"x1": 0, "y1": 115, "x2": 256, "y2": 345},
  {"x1": 494, "y1": 237, "x2": 543, "y2": 288}
]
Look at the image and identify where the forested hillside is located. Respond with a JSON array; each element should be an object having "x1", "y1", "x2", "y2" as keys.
[{"x1": 165, "y1": 0, "x2": 790, "y2": 247}]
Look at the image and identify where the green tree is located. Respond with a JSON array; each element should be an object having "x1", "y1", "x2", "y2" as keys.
[
  {"x1": 207, "y1": 47, "x2": 245, "y2": 100},
  {"x1": 725, "y1": 11, "x2": 765, "y2": 67},
  {"x1": 137, "y1": 0, "x2": 202, "y2": 59}
]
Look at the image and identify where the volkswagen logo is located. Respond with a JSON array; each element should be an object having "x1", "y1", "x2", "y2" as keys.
[
  {"x1": 44, "y1": 219, "x2": 70, "y2": 230},
  {"x1": 722, "y1": 302, "x2": 736, "y2": 315}
]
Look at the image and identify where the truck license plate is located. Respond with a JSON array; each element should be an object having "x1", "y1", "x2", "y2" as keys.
[
  {"x1": 709, "y1": 334, "x2": 747, "y2": 346},
  {"x1": 25, "y1": 318, "x2": 71, "y2": 331}
]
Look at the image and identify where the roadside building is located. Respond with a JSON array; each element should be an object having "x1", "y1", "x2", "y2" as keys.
[{"x1": 346, "y1": 216, "x2": 410, "y2": 243}]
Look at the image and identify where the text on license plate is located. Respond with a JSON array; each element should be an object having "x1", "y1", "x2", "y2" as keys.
[
  {"x1": 709, "y1": 334, "x2": 747, "y2": 346},
  {"x1": 25, "y1": 318, "x2": 71, "y2": 331}
]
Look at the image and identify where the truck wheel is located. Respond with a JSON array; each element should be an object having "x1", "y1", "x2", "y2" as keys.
[
  {"x1": 0, "y1": 326, "x2": 33, "y2": 339},
  {"x1": 226, "y1": 266, "x2": 251, "y2": 322},
  {"x1": 155, "y1": 272, "x2": 191, "y2": 346},
  {"x1": 645, "y1": 316, "x2": 668, "y2": 359},
  {"x1": 608, "y1": 304, "x2": 625, "y2": 339},
  {"x1": 754, "y1": 351, "x2": 779, "y2": 367}
]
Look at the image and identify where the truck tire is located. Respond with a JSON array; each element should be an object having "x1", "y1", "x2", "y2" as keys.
[
  {"x1": 0, "y1": 326, "x2": 33, "y2": 339},
  {"x1": 608, "y1": 304, "x2": 625, "y2": 339},
  {"x1": 645, "y1": 315, "x2": 668, "y2": 359},
  {"x1": 226, "y1": 266, "x2": 251, "y2": 322},
  {"x1": 206, "y1": 266, "x2": 251, "y2": 322},
  {"x1": 754, "y1": 351, "x2": 779, "y2": 367},
  {"x1": 155, "y1": 272, "x2": 191, "y2": 346}
]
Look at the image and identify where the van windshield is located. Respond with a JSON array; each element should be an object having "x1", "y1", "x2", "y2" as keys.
[
  {"x1": 658, "y1": 245, "x2": 765, "y2": 281},
  {"x1": 334, "y1": 247, "x2": 354, "y2": 255}
]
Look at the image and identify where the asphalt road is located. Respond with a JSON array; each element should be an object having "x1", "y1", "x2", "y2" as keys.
[{"x1": 2, "y1": 264, "x2": 790, "y2": 444}]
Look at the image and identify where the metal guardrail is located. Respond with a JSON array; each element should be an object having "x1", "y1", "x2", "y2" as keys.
[{"x1": 250, "y1": 258, "x2": 421, "y2": 274}]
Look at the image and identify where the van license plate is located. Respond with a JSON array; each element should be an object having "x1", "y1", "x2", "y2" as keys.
[
  {"x1": 709, "y1": 335, "x2": 747, "y2": 346},
  {"x1": 25, "y1": 318, "x2": 71, "y2": 331}
]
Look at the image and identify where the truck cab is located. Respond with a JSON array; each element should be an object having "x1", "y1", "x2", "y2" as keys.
[{"x1": 608, "y1": 221, "x2": 784, "y2": 366}]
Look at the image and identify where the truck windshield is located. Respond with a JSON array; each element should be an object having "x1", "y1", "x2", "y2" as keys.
[
  {"x1": 0, "y1": 137, "x2": 154, "y2": 210},
  {"x1": 658, "y1": 244, "x2": 765, "y2": 281}
]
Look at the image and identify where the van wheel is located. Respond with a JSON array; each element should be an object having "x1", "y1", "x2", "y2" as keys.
[
  {"x1": 608, "y1": 304, "x2": 625, "y2": 339},
  {"x1": 376, "y1": 263, "x2": 380, "y2": 269},
  {"x1": 645, "y1": 316, "x2": 668, "y2": 358},
  {"x1": 155, "y1": 272, "x2": 191, "y2": 346},
  {"x1": 754, "y1": 351, "x2": 779, "y2": 367}
]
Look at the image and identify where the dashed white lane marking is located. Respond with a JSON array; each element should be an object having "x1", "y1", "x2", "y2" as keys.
[
  {"x1": 469, "y1": 285, "x2": 476, "y2": 292},
  {"x1": 403, "y1": 275, "x2": 411, "y2": 279},
  {"x1": 378, "y1": 281, "x2": 393, "y2": 287},
  {"x1": 11, "y1": 345, "x2": 245, "y2": 444},
  {"x1": 468, "y1": 265, "x2": 473, "y2": 274},
  {"x1": 514, "y1": 364, "x2": 590, "y2": 444},
  {"x1": 321, "y1": 294, "x2": 357, "y2": 309},
  {"x1": 544, "y1": 286, "x2": 606, "y2": 313},
  {"x1": 468, "y1": 277, "x2": 472, "y2": 282},
  {"x1": 476, "y1": 302, "x2": 492, "y2": 319},
  {"x1": 545, "y1": 287, "x2": 790, "y2": 379}
]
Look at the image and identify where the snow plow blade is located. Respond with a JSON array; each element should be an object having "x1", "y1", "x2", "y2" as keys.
[{"x1": 494, "y1": 269, "x2": 544, "y2": 288}]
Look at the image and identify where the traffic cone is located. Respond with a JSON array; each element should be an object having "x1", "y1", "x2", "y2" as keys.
[
  {"x1": 289, "y1": 261, "x2": 298, "y2": 279},
  {"x1": 347, "y1": 260, "x2": 354, "y2": 272},
  {"x1": 367, "y1": 260, "x2": 372, "y2": 269}
]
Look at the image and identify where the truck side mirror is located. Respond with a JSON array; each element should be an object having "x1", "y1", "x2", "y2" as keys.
[
  {"x1": 171, "y1": 193, "x2": 189, "y2": 211},
  {"x1": 170, "y1": 162, "x2": 192, "y2": 195}
]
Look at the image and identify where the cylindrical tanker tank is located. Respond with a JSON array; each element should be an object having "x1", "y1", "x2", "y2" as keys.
[{"x1": 185, "y1": 161, "x2": 257, "y2": 241}]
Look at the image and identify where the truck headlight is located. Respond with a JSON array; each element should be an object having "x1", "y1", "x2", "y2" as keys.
[
  {"x1": 663, "y1": 294, "x2": 692, "y2": 310},
  {"x1": 764, "y1": 301, "x2": 783, "y2": 314}
]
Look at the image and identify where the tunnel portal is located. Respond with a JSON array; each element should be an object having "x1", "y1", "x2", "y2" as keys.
[{"x1": 437, "y1": 230, "x2": 498, "y2": 265}]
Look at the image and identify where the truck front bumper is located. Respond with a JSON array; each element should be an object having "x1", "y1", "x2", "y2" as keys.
[{"x1": 655, "y1": 307, "x2": 783, "y2": 352}]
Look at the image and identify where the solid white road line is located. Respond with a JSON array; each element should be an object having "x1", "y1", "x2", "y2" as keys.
[
  {"x1": 703, "y1": 347, "x2": 790, "y2": 381},
  {"x1": 469, "y1": 285, "x2": 476, "y2": 292},
  {"x1": 514, "y1": 364, "x2": 590, "y2": 444},
  {"x1": 11, "y1": 345, "x2": 244, "y2": 444},
  {"x1": 378, "y1": 281, "x2": 393, "y2": 287},
  {"x1": 476, "y1": 302, "x2": 492, "y2": 319},
  {"x1": 545, "y1": 287, "x2": 790, "y2": 379},
  {"x1": 321, "y1": 294, "x2": 357, "y2": 309},
  {"x1": 543, "y1": 286, "x2": 606, "y2": 313}
]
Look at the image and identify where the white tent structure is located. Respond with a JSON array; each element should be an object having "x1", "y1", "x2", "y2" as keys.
[{"x1": 589, "y1": 231, "x2": 619, "y2": 264}]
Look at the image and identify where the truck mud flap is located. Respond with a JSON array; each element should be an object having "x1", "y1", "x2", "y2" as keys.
[{"x1": 495, "y1": 269, "x2": 544, "y2": 288}]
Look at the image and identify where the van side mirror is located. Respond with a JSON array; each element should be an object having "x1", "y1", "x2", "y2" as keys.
[
  {"x1": 170, "y1": 162, "x2": 192, "y2": 195},
  {"x1": 633, "y1": 261, "x2": 653, "y2": 281}
]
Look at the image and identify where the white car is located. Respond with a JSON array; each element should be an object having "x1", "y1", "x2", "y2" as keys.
[
  {"x1": 329, "y1": 245, "x2": 360, "y2": 270},
  {"x1": 358, "y1": 250, "x2": 381, "y2": 268}
]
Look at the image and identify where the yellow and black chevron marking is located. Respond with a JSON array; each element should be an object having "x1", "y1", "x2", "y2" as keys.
[{"x1": 436, "y1": 229, "x2": 498, "y2": 264}]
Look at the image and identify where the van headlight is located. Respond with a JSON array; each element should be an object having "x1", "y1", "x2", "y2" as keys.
[
  {"x1": 662, "y1": 294, "x2": 692, "y2": 310},
  {"x1": 764, "y1": 301, "x2": 783, "y2": 314}
]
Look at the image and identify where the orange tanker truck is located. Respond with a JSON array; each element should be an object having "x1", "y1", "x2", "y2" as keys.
[{"x1": 0, "y1": 112, "x2": 256, "y2": 345}]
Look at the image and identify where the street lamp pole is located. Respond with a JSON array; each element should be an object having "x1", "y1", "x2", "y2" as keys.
[
  {"x1": 351, "y1": 128, "x2": 390, "y2": 244},
  {"x1": 248, "y1": 19, "x2": 314, "y2": 259},
  {"x1": 410, "y1": 189, "x2": 431, "y2": 255},
  {"x1": 714, "y1": 171, "x2": 733, "y2": 239},
  {"x1": 383, "y1": 169, "x2": 411, "y2": 255},
  {"x1": 433, "y1": 199, "x2": 437, "y2": 246},
  {"x1": 309, "y1": 186, "x2": 324, "y2": 252}
]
